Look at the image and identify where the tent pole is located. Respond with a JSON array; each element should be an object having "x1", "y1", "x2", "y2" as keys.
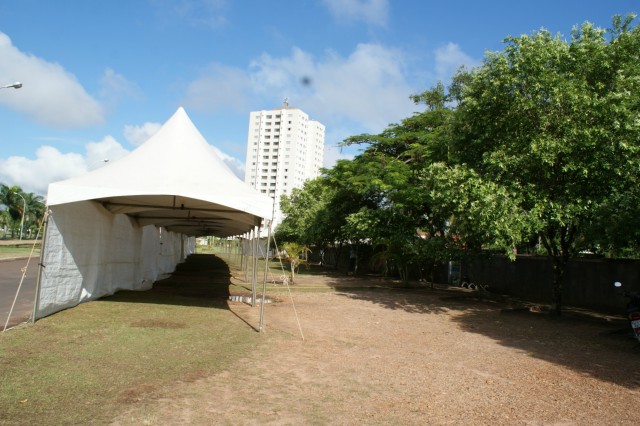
[
  {"x1": 239, "y1": 235, "x2": 244, "y2": 270},
  {"x1": 242, "y1": 233, "x2": 248, "y2": 282},
  {"x1": 252, "y1": 226, "x2": 259, "y2": 307},
  {"x1": 236, "y1": 237, "x2": 241, "y2": 265},
  {"x1": 32, "y1": 207, "x2": 50, "y2": 323},
  {"x1": 259, "y1": 219, "x2": 272, "y2": 332}
]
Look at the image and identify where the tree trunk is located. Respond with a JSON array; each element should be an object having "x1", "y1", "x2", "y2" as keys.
[
  {"x1": 290, "y1": 261, "x2": 296, "y2": 284},
  {"x1": 541, "y1": 224, "x2": 574, "y2": 315},
  {"x1": 551, "y1": 256, "x2": 566, "y2": 315},
  {"x1": 334, "y1": 242, "x2": 343, "y2": 271}
]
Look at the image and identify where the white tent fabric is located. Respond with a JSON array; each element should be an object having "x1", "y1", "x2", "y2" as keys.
[{"x1": 37, "y1": 107, "x2": 273, "y2": 318}]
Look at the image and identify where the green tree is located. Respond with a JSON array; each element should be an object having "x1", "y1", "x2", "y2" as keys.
[
  {"x1": 0, "y1": 185, "x2": 46, "y2": 239},
  {"x1": 23, "y1": 192, "x2": 46, "y2": 237},
  {"x1": 276, "y1": 177, "x2": 336, "y2": 247},
  {"x1": 280, "y1": 242, "x2": 311, "y2": 283},
  {"x1": 0, "y1": 184, "x2": 26, "y2": 238},
  {"x1": 336, "y1": 84, "x2": 481, "y2": 283},
  {"x1": 451, "y1": 15, "x2": 640, "y2": 313}
]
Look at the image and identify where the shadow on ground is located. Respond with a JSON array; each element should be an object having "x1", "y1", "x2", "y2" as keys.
[
  {"x1": 295, "y1": 265, "x2": 640, "y2": 390},
  {"x1": 102, "y1": 254, "x2": 232, "y2": 309}
]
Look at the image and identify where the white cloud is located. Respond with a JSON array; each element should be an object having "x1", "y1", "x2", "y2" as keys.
[
  {"x1": 250, "y1": 43, "x2": 415, "y2": 133},
  {"x1": 100, "y1": 68, "x2": 142, "y2": 106},
  {"x1": 0, "y1": 137, "x2": 130, "y2": 195},
  {"x1": 322, "y1": 0, "x2": 389, "y2": 27},
  {"x1": 85, "y1": 136, "x2": 130, "y2": 167},
  {"x1": 152, "y1": 0, "x2": 228, "y2": 29},
  {"x1": 0, "y1": 147, "x2": 85, "y2": 195},
  {"x1": 123, "y1": 122, "x2": 162, "y2": 146},
  {"x1": 434, "y1": 42, "x2": 478, "y2": 82},
  {"x1": 180, "y1": 41, "x2": 472, "y2": 173},
  {"x1": 324, "y1": 144, "x2": 354, "y2": 169},
  {"x1": 182, "y1": 43, "x2": 416, "y2": 150},
  {"x1": 0, "y1": 32, "x2": 105, "y2": 128},
  {"x1": 210, "y1": 145, "x2": 245, "y2": 179},
  {"x1": 184, "y1": 42, "x2": 416, "y2": 135},
  {"x1": 182, "y1": 64, "x2": 253, "y2": 113}
]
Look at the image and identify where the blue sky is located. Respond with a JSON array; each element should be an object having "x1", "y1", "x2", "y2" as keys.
[{"x1": 0, "y1": 0, "x2": 636, "y2": 196}]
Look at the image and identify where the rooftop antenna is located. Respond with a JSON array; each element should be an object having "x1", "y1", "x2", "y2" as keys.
[{"x1": 283, "y1": 98, "x2": 289, "y2": 108}]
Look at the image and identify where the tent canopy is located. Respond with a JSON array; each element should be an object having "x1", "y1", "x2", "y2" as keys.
[{"x1": 47, "y1": 107, "x2": 273, "y2": 237}]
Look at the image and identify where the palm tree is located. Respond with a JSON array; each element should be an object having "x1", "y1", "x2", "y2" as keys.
[
  {"x1": 0, "y1": 184, "x2": 25, "y2": 239},
  {"x1": 0, "y1": 209, "x2": 10, "y2": 239},
  {"x1": 280, "y1": 242, "x2": 311, "y2": 284},
  {"x1": 23, "y1": 192, "x2": 46, "y2": 238}
]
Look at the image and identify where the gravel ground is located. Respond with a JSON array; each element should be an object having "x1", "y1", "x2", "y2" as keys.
[{"x1": 114, "y1": 271, "x2": 640, "y2": 425}]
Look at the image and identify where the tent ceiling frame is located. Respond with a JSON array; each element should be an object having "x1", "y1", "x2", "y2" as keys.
[
  {"x1": 101, "y1": 201, "x2": 236, "y2": 214},
  {"x1": 130, "y1": 215, "x2": 231, "y2": 221}
]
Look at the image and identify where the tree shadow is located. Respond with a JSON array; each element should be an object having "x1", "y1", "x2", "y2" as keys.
[
  {"x1": 302, "y1": 267, "x2": 640, "y2": 389},
  {"x1": 333, "y1": 286, "x2": 452, "y2": 315},
  {"x1": 449, "y1": 299, "x2": 640, "y2": 389}
]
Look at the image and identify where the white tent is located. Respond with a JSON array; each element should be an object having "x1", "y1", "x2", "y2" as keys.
[{"x1": 36, "y1": 107, "x2": 273, "y2": 318}]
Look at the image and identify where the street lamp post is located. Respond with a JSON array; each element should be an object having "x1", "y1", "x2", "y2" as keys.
[{"x1": 12, "y1": 192, "x2": 26, "y2": 240}]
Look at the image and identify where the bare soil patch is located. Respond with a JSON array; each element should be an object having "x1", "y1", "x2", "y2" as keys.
[{"x1": 114, "y1": 268, "x2": 640, "y2": 425}]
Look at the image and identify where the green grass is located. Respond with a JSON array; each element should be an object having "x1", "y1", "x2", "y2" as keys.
[
  {"x1": 0, "y1": 246, "x2": 40, "y2": 259},
  {"x1": 0, "y1": 281, "x2": 260, "y2": 425},
  {"x1": 0, "y1": 251, "x2": 347, "y2": 425}
]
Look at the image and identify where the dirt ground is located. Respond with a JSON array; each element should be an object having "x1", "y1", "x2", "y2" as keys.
[{"x1": 114, "y1": 268, "x2": 640, "y2": 426}]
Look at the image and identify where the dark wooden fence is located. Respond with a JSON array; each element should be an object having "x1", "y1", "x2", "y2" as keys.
[
  {"x1": 310, "y1": 245, "x2": 639, "y2": 312},
  {"x1": 462, "y1": 255, "x2": 640, "y2": 312}
]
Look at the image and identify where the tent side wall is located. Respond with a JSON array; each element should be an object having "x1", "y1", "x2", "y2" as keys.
[{"x1": 36, "y1": 201, "x2": 192, "y2": 319}]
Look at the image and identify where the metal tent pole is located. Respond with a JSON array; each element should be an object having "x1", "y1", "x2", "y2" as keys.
[
  {"x1": 259, "y1": 220, "x2": 273, "y2": 332},
  {"x1": 243, "y1": 232, "x2": 249, "y2": 282},
  {"x1": 251, "y1": 225, "x2": 259, "y2": 307}
]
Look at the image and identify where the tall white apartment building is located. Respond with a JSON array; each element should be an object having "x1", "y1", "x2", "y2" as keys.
[{"x1": 244, "y1": 101, "x2": 325, "y2": 227}]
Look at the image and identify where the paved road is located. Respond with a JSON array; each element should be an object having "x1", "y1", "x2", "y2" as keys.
[{"x1": 0, "y1": 257, "x2": 38, "y2": 329}]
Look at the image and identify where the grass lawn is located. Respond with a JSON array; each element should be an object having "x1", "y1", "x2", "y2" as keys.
[
  {"x1": 0, "y1": 246, "x2": 40, "y2": 259},
  {"x1": 0, "y1": 256, "x2": 262, "y2": 425},
  {"x1": 0, "y1": 248, "x2": 339, "y2": 424}
]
